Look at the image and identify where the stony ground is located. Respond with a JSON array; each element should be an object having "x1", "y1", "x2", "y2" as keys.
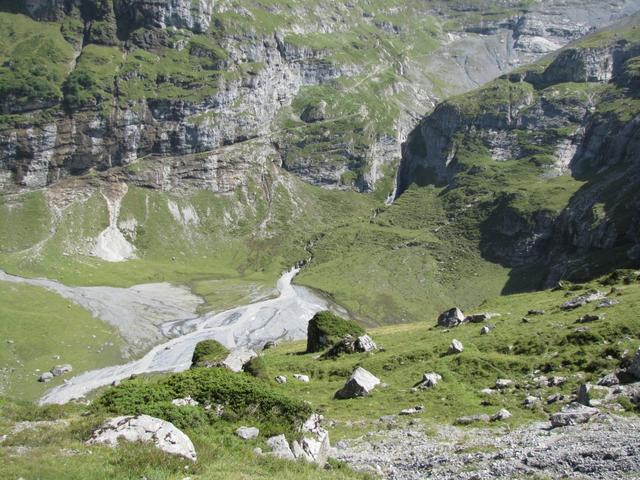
[{"x1": 333, "y1": 414, "x2": 640, "y2": 479}]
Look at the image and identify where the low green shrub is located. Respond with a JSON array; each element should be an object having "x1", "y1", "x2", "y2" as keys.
[
  {"x1": 191, "y1": 339, "x2": 229, "y2": 368},
  {"x1": 93, "y1": 368, "x2": 311, "y2": 432},
  {"x1": 306, "y1": 311, "x2": 365, "y2": 353}
]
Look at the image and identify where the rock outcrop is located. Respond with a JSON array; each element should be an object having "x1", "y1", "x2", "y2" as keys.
[{"x1": 87, "y1": 415, "x2": 197, "y2": 460}]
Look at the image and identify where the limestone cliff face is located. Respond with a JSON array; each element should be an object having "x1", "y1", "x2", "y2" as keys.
[
  {"x1": 1, "y1": 0, "x2": 640, "y2": 196},
  {"x1": 397, "y1": 25, "x2": 640, "y2": 285}
]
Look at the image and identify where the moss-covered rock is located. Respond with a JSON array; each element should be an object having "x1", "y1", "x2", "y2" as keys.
[
  {"x1": 243, "y1": 356, "x2": 269, "y2": 380},
  {"x1": 306, "y1": 311, "x2": 365, "y2": 353},
  {"x1": 191, "y1": 340, "x2": 229, "y2": 368}
]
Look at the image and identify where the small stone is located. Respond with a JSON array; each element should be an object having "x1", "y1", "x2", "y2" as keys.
[
  {"x1": 399, "y1": 405, "x2": 424, "y2": 416},
  {"x1": 455, "y1": 414, "x2": 490, "y2": 425},
  {"x1": 523, "y1": 395, "x2": 540, "y2": 407},
  {"x1": 491, "y1": 409, "x2": 512, "y2": 421},
  {"x1": 38, "y1": 372, "x2": 54, "y2": 383},
  {"x1": 495, "y1": 379, "x2": 514, "y2": 390},
  {"x1": 293, "y1": 374, "x2": 310, "y2": 383},
  {"x1": 253, "y1": 447, "x2": 263, "y2": 455},
  {"x1": 235, "y1": 426, "x2": 259, "y2": 440},
  {"x1": 480, "y1": 325, "x2": 492, "y2": 335},
  {"x1": 549, "y1": 376, "x2": 567, "y2": 386},
  {"x1": 576, "y1": 314, "x2": 601, "y2": 323},
  {"x1": 275, "y1": 375, "x2": 287, "y2": 384},
  {"x1": 528, "y1": 310, "x2": 545, "y2": 316},
  {"x1": 415, "y1": 372, "x2": 442, "y2": 389},
  {"x1": 448, "y1": 339, "x2": 464, "y2": 354},
  {"x1": 597, "y1": 298, "x2": 620, "y2": 309},
  {"x1": 481, "y1": 388, "x2": 496, "y2": 395},
  {"x1": 51, "y1": 364, "x2": 72, "y2": 377},
  {"x1": 550, "y1": 403, "x2": 599, "y2": 428}
]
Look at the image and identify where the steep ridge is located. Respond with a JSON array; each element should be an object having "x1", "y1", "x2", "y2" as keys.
[
  {"x1": 397, "y1": 15, "x2": 640, "y2": 289},
  {"x1": 0, "y1": 0, "x2": 639, "y2": 195}
]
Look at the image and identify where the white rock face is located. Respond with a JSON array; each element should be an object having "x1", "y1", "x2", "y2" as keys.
[
  {"x1": 92, "y1": 185, "x2": 136, "y2": 263},
  {"x1": 87, "y1": 415, "x2": 197, "y2": 461},
  {"x1": 335, "y1": 367, "x2": 380, "y2": 399}
]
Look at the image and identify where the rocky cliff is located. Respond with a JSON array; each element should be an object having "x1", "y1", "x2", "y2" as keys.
[
  {"x1": 397, "y1": 15, "x2": 640, "y2": 287},
  {"x1": 1, "y1": 0, "x2": 639, "y2": 195}
]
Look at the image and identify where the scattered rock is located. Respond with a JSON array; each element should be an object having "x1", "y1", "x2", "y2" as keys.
[
  {"x1": 87, "y1": 415, "x2": 197, "y2": 461},
  {"x1": 597, "y1": 372, "x2": 620, "y2": 387},
  {"x1": 437, "y1": 307, "x2": 465, "y2": 328},
  {"x1": 51, "y1": 364, "x2": 72, "y2": 377},
  {"x1": 480, "y1": 325, "x2": 493, "y2": 335},
  {"x1": 296, "y1": 413, "x2": 331, "y2": 466},
  {"x1": 521, "y1": 317, "x2": 532, "y2": 323},
  {"x1": 222, "y1": 347, "x2": 257, "y2": 373},
  {"x1": 547, "y1": 393, "x2": 565, "y2": 404},
  {"x1": 527, "y1": 310, "x2": 545, "y2": 316},
  {"x1": 455, "y1": 414, "x2": 490, "y2": 425},
  {"x1": 523, "y1": 395, "x2": 540, "y2": 407},
  {"x1": 263, "y1": 341, "x2": 277, "y2": 350},
  {"x1": 491, "y1": 409, "x2": 512, "y2": 421},
  {"x1": 171, "y1": 396, "x2": 199, "y2": 407},
  {"x1": 576, "y1": 314, "x2": 601, "y2": 323},
  {"x1": 480, "y1": 388, "x2": 496, "y2": 395},
  {"x1": 560, "y1": 291, "x2": 605, "y2": 310},
  {"x1": 266, "y1": 434, "x2": 295, "y2": 460},
  {"x1": 465, "y1": 312, "x2": 499, "y2": 323},
  {"x1": 400, "y1": 405, "x2": 424, "y2": 416},
  {"x1": 275, "y1": 375, "x2": 287, "y2": 384},
  {"x1": 495, "y1": 379, "x2": 514, "y2": 390},
  {"x1": 447, "y1": 339, "x2": 464, "y2": 354},
  {"x1": 38, "y1": 372, "x2": 54, "y2": 383},
  {"x1": 577, "y1": 384, "x2": 591, "y2": 406},
  {"x1": 235, "y1": 426, "x2": 259, "y2": 440},
  {"x1": 597, "y1": 298, "x2": 620, "y2": 309},
  {"x1": 414, "y1": 372, "x2": 442, "y2": 389},
  {"x1": 294, "y1": 374, "x2": 310, "y2": 383},
  {"x1": 355, "y1": 334, "x2": 377, "y2": 353},
  {"x1": 550, "y1": 403, "x2": 599, "y2": 428},
  {"x1": 335, "y1": 367, "x2": 380, "y2": 399},
  {"x1": 549, "y1": 376, "x2": 567, "y2": 386}
]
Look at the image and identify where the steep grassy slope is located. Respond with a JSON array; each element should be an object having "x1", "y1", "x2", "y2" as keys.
[{"x1": 1, "y1": 271, "x2": 638, "y2": 478}]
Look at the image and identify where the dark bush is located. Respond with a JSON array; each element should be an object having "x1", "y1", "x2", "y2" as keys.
[
  {"x1": 191, "y1": 339, "x2": 229, "y2": 368},
  {"x1": 306, "y1": 311, "x2": 365, "y2": 353}
]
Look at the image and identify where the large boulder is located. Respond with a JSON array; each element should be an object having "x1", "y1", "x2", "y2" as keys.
[
  {"x1": 306, "y1": 311, "x2": 365, "y2": 353},
  {"x1": 87, "y1": 415, "x2": 197, "y2": 461},
  {"x1": 223, "y1": 347, "x2": 258, "y2": 373},
  {"x1": 437, "y1": 307, "x2": 466, "y2": 328},
  {"x1": 335, "y1": 367, "x2": 380, "y2": 399},
  {"x1": 550, "y1": 403, "x2": 599, "y2": 428},
  {"x1": 266, "y1": 434, "x2": 295, "y2": 460},
  {"x1": 191, "y1": 340, "x2": 229, "y2": 368}
]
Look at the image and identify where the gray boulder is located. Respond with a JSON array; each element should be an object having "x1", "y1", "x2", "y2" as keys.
[
  {"x1": 335, "y1": 367, "x2": 380, "y2": 399},
  {"x1": 560, "y1": 291, "x2": 605, "y2": 310},
  {"x1": 222, "y1": 347, "x2": 257, "y2": 372},
  {"x1": 87, "y1": 415, "x2": 197, "y2": 461},
  {"x1": 38, "y1": 372, "x2": 54, "y2": 383},
  {"x1": 171, "y1": 396, "x2": 199, "y2": 407},
  {"x1": 448, "y1": 339, "x2": 464, "y2": 354},
  {"x1": 550, "y1": 403, "x2": 599, "y2": 428},
  {"x1": 456, "y1": 414, "x2": 490, "y2": 425},
  {"x1": 51, "y1": 364, "x2": 72, "y2": 377},
  {"x1": 414, "y1": 372, "x2": 442, "y2": 389},
  {"x1": 235, "y1": 426, "x2": 259, "y2": 440},
  {"x1": 437, "y1": 307, "x2": 465, "y2": 328},
  {"x1": 597, "y1": 372, "x2": 620, "y2": 387},
  {"x1": 266, "y1": 434, "x2": 295, "y2": 460},
  {"x1": 355, "y1": 335, "x2": 377, "y2": 352},
  {"x1": 491, "y1": 409, "x2": 512, "y2": 421},
  {"x1": 577, "y1": 384, "x2": 591, "y2": 406}
]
